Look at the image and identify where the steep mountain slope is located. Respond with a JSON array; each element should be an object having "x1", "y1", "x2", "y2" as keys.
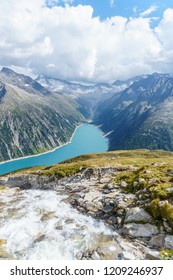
[
  {"x1": 94, "y1": 73, "x2": 173, "y2": 151},
  {"x1": 0, "y1": 68, "x2": 84, "y2": 162}
]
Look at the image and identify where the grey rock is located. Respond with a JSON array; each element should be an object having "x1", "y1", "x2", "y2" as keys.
[
  {"x1": 145, "y1": 249, "x2": 161, "y2": 260},
  {"x1": 102, "y1": 189, "x2": 110, "y2": 194},
  {"x1": 117, "y1": 217, "x2": 122, "y2": 225},
  {"x1": 84, "y1": 201, "x2": 97, "y2": 212},
  {"x1": 107, "y1": 184, "x2": 114, "y2": 190},
  {"x1": 103, "y1": 204, "x2": 114, "y2": 214},
  {"x1": 107, "y1": 215, "x2": 117, "y2": 225},
  {"x1": 166, "y1": 187, "x2": 173, "y2": 194},
  {"x1": 120, "y1": 181, "x2": 128, "y2": 188},
  {"x1": 165, "y1": 235, "x2": 173, "y2": 249},
  {"x1": 148, "y1": 178, "x2": 157, "y2": 185},
  {"x1": 163, "y1": 221, "x2": 172, "y2": 233},
  {"x1": 149, "y1": 234, "x2": 165, "y2": 248},
  {"x1": 100, "y1": 178, "x2": 110, "y2": 184},
  {"x1": 139, "y1": 178, "x2": 146, "y2": 183},
  {"x1": 91, "y1": 251, "x2": 100, "y2": 260},
  {"x1": 97, "y1": 241, "x2": 121, "y2": 260},
  {"x1": 124, "y1": 207, "x2": 152, "y2": 224},
  {"x1": 121, "y1": 251, "x2": 136, "y2": 260},
  {"x1": 123, "y1": 223, "x2": 159, "y2": 238},
  {"x1": 76, "y1": 252, "x2": 83, "y2": 260}
]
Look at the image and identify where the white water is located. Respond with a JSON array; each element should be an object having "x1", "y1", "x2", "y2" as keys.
[{"x1": 0, "y1": 188, "x2": 114, "y2": 260}]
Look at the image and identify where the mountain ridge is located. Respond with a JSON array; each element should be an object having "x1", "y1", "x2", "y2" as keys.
[
  {"x1": 94, "y1": 73, "x2": 173, "y2": 152},
  {"x1": 0, "y1": 68, "x2": 84, "y2": 162}
]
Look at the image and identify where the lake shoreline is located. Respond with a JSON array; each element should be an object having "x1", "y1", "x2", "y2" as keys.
[
  {"x1": 0, "y1": 123, "x2": 84, "y2": 166},
  {"x1": 0, "y1": 123, "x2": 108, "y2": 176}
]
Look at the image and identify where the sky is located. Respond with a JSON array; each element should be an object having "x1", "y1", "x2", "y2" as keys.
[{"x1": 0, "y1": 0, "x2": 173, "y2": 83}]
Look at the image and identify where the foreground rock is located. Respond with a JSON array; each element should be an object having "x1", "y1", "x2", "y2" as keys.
[{"x1": 0, "y1": 164, "x2": 173, "y2": 259}]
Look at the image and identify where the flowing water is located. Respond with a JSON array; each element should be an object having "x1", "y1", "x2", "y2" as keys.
[{"x1": 0, "y1": 188, "x2": 114, "y2": 260}]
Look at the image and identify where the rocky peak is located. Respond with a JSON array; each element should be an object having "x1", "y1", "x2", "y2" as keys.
[
  {"x1": 1, "y1": 67, "x2": 16, "y2": 75},
  {"x1": 0, "y1": 67, "x2": 49, "y2": 95}
]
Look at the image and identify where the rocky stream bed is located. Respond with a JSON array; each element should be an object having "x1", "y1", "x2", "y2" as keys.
[{"x1": 0, "y1": 166, "x2": 173, "y2": 260}]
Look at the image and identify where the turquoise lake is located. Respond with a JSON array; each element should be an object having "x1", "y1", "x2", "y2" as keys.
[{"x1": 0, "y1": 124, "x2": 108, "y2": 176}]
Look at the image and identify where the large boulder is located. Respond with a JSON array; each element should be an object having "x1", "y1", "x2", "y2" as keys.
[
  {"x1": 123, "y1": 223, "x2": 159, "y2": 238},
  {"x1": 124, "y1": 207, "x2": 152, "y2": 224}
]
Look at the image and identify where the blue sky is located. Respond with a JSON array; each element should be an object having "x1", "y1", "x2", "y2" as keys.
[
  {"x1": 47, "y1": 0, "x2": 173, "y2": 21},
  {"x1": 1, "y1": 0, "x2": 173, "y2": 82}
]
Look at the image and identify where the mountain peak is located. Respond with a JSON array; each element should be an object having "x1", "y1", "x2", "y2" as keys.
[{"x1": 1, "y1": 67, "x2": 16, "y2": 75}]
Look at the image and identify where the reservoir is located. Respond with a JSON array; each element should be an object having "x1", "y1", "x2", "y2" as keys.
[{"x1": 0, "y1": 124, "x2": 108, "y2": 176}]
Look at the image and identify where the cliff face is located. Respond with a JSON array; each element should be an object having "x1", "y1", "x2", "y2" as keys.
[
  {"x1": 0, "y1": 68, "x2": 84, "y2": 162},
  {"x1": 1, "y1": 150, "x2": 173, "y2": 260}
]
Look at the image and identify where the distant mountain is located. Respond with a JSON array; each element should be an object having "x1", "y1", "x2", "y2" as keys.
[
  {"x1": 36, "y1": 74, "x2": 89, "y2": 96},
  {"x1": 94, "y1": 73, "x2": 173, "y2": 151},
  {"x1": 112, "y1": 75, "x2": 147, "y2": 87},
  {"x1": 0, "y1": 68, "x2": 84, "y2": 162},
  {"x1": 1, "y1": 68, "x2": 49, "y2": 95},
  {"x1": 36, "y1": 75, "x2": 131, "y2": 118}
]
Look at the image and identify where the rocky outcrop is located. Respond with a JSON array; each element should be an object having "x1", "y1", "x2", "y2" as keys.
[{"x1": 1, "y1": 164, "x2": 173, "y2": 259}]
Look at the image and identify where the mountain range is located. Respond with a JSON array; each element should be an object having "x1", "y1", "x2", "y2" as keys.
[{"x1": 1, "y1": 67, "x2": 173, "y2": 162}]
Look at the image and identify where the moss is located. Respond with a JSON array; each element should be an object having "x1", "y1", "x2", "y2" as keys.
[
  {"x1": 31, "y1": 162, "x2": 89, "y2": 178},
  {"x1": 0, "y1": 185, "x2": 6, "y2": 190},
  {"x1": 160, "y1": 249, "x2": 173, "y2": 260},
  {"x1": 159, "y1": 202, "x2": 173, "y2": 230},
  {"x1": 147, "y1": 198, "x2": 161, "y2": 219},
  {"x1": 150, "y1": 187, "x2": 168, "y2": 199}
]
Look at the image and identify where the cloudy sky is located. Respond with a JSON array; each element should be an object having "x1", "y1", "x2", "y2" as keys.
[{"x1": 0, "y1": 0, "x2": 173, "y2": 83}]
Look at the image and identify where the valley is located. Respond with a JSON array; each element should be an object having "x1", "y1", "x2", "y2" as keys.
[{"x1": 1, "y1": 68, "x2": 173, "y2": 260}]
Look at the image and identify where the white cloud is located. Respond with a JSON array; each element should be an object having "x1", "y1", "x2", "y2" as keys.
[
  {"x1": 140, "y1": 5, "x2": 158, "y2": 17},
  {"x1": 0, "y1": 0, "x2": 173, "y2": 82}
]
